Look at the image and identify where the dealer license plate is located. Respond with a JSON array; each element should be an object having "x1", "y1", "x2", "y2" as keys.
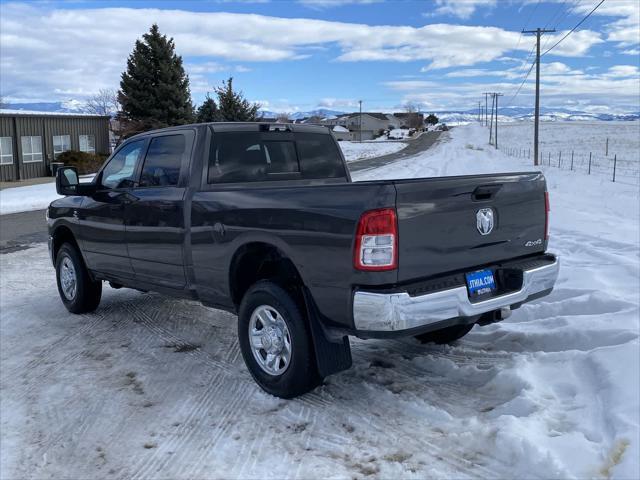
[{"x1": 465, "y1": 269, "x2": 496, "y2": 297}]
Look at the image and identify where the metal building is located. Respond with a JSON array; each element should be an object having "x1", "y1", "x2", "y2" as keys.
[{"x1": 0, "y1": 111, "x2": 110, "y2": 181}]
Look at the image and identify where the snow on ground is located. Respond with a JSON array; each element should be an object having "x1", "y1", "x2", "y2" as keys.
[
  {"x1": 0, "y1": 175, "x2": 94, "y2": 216},
  {"x1": 0, "y1": 181, "x2": 62, "y2": 216},
  {"x1": 498, "y1": 121, "x2": 640, "y2": 183},
  {"x1": 1, "y1": 124, "x2": 638, "y2": 479},
  {"x1": 338, "y1": 140, "x2": 406, "y2": 162}
]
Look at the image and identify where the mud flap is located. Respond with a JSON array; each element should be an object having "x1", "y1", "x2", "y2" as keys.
[{"x1": 302, "y1": 288, "x2": 352, "y2": 378}]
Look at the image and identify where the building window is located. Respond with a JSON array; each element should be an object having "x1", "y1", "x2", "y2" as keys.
[
  {"x1": 79, "y1": 134, "x2": 95, "y2": 153},
  {"x1": 21, "y1": 136, "x2": 43, "y2": 163},
  {"x1": 0, "y1": 137, "x2": 13, "y2": 165},
  {"x1": 53, "y1": 135, "x2": 71, "y2": 159}
]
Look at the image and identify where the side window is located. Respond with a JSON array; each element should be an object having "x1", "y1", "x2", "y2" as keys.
[
  {"x1": 296, "y1": 133, "x2": 347, "y2": 179},
  {"x1": 208, "y1": 132, "x2": 266, "y2": 183},
  {"x1": 139, "y1": 135, "x2": 185, "y2": 187},
  {"x1": 208, "y1": 133, "x2": 301, "y2": 183},
  {"x1": 101, "y1": 140, "x2": 145, "y2": 189}
]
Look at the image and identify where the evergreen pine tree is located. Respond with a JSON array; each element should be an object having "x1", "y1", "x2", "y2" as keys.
[
  {"x1": 215, "y1": 78, "x2": 260, "y2": 122},
  {"x1": 196, "y1": 93, "x2": 220, "y2": 123},
  {"x1": 118, "y1": 24, "x2": 193, "y2": 136}
]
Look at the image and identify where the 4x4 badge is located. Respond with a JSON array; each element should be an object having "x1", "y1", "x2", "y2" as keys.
[{"x1": 476, "y1": 208, "x2": 494, "y2": 235}]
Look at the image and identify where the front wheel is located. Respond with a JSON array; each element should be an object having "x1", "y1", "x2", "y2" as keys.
[
  {"x1": 238, "y1": 281, "x2": 321, "y2": 398},
  {"x1": 55, "y1": 243, "x2": 102, "y2": 314},
  {"x1": 415, "y1": 323, "x2": 473, "y2": 345}
]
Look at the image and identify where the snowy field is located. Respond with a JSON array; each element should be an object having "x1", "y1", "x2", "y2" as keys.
[
  {"x1": 498, "y1": 121, "x2": 640, "y2": 183},
  {"x1": 1, "y1": 125, "x2": 638, "y2": 479},
  {"x1": 338, "y1": 140, "x2": 406, "y2": 163}
]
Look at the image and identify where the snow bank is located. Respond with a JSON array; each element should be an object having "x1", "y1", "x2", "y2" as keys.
[
  {"x1": 0, "y1": 175, "x2": 95, "y2": 215},
  {"x1": 339, "y1": 141, "x2": 406, "y2": 163},
  {"x1": 0, "y1": 181, "x2": 62, "y2": 215}
]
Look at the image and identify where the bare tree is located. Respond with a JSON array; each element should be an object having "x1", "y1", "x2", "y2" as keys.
[
  {"x1": 85, "y1": 88, "x2": 119, "y2": 116},
  {"x1": 276, "y1": 112, "x2": 291, "y2": 123},
  {"x1": 404, "y1": 103, "x2": 424, "y2": 130}
]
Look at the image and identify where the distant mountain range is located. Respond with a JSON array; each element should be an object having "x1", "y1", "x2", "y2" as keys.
[{"x1": 2, "y1": 102, "x2": 638, "y2": 122}]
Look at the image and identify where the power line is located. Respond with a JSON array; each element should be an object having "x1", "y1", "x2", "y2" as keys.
[
  {"x1": 506, "y1": 59, "x2": 536, "y2": 105},
  {"x1": 541, "y1": 0, "x2": 606, "y2": 56}
]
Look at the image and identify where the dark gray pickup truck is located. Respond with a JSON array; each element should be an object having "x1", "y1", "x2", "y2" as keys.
[{"x1": 48, "y1": 122, "x2": 559, "y2": 398}]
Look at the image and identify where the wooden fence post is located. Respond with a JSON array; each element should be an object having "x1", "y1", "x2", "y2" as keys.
[
  {"x1": 613, "y1": 154, "x2": 617, "y2": 182},
  {"x1": 570, "y1": 151, "x2": 574, "y2": 171},
  {"x1": 558, "y1": 151, "x2": 562, "y2": 169},
  {"x1": 588, "y1": 152, "x2": 592, "y2": 175}
]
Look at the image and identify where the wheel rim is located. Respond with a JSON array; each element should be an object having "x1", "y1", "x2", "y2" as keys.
[
  {"x1": 248, "y1": 305, "x2": 292, "y2": 376},
  {"x1": 59, "y1": 255, "x2": 77, "y2": 301}
]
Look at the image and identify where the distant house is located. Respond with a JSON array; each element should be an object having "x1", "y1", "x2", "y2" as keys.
[
  {"x1": 0, "y1": 110, "x2": 110, "y2": 181},
  {"x1": 330, "y1": 125, "x2": 350, "y2": 141},
  {"x1": 322, "y1": 113, "x2": 390, "y2": 140}
]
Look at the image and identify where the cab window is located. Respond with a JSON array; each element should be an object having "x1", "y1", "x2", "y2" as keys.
[{"x1": 101, "y1": 140, "x2": 145, "y2": 189}]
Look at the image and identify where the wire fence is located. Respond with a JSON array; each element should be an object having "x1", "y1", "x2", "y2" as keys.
[{"x1": 500, "y1": 145, "x2": 640, "y2": 185}]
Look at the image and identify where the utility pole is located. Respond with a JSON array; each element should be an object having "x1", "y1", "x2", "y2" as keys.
[
  {"x1": 523, "y1": 27, "x2": 555, "y2": 166},
  {"x1": 478, "y1": 101, "x2": 482, "y2": 122},
  {"x1": 494, "y1": 93, "x2": 503, "y2": 149},
  {"x1": 358, "y1": 100, "x2": 362, "y2": 143},
  {"x1": 489, "y1": 93, "x2": 495, "y2": 144},
  {"x1": 483, "y1": 92, "x2": 490, "y2": 126}
]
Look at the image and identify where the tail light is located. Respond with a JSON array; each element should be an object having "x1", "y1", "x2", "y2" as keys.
[
  {"x1": 544, "y1": 191, "x2": 550, "y2": 241},
  {"x1": 354, "y1": 208, "x2": 398, "y2": 271}
]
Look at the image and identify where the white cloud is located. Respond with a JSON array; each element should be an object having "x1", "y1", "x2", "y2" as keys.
[
  {"x1": 1, "y1": 2, "x2": 607, "y2": 103},
  {"x1": 621, "y1": 48, "x2": 640, "y2": 55},
  {"x1": 605, "y1": 65, "x2": 640, "y2": 78},
  {"x1": 426, "y1": 0, "x2": 497, "y2": 20},
  {"x1": 575, "y1": 0, "x2": 640, "y2": 48},
  {"x1": 389, "y1": 66, "x2": 640, "y2": 112},
  {"x1": 318, "y1": 98, "x2": 359, "y2": 108}
]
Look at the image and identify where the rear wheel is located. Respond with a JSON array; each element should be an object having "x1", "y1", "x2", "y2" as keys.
[
  {"x1": 55, "y1": 243, "x2": 102, "y2": 314},
  {"x1": 238, "y1": 280, "x2": 321, "y2": 398},
  {"x1": 415, "y1": 323, "x2": 473, "y2": 345}
]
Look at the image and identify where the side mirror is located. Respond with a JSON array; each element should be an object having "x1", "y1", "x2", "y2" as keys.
[{"x1": 56, "y1": 166, "x2": 80, "y2": 196}]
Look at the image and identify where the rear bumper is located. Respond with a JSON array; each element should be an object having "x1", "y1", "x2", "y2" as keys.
[{"x1": 353, "y1": 255, "x2": 559, "y2": 333}]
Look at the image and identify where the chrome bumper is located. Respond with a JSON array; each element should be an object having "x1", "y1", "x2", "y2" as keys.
[{"x1": 353, "y1": 257, "x2": 559, "y2": 332}]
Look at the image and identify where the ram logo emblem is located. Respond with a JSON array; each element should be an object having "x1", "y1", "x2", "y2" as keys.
[{"x1": 476, "y1": 208, "x2": 494, "y2": 235}]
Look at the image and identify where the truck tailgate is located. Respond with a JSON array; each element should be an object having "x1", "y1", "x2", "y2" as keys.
[{"x1": 394, "y1": 172, "x2": 547, "y2": 283}]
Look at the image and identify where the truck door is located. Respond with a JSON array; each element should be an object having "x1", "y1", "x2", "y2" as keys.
[
  {"x1": 124, "y1": 130, "x2": 194, "y2": 289},
  {"x1": 80, "y1": 139, "x2": 146, "y2": 279}
]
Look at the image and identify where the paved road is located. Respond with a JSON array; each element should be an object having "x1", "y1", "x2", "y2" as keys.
[
  {"x1": 347, "y1": 130, "x2": 442, "y2": 173},
  {"x1": 0, "y1": 132, "x2": 442, "y2": 252},
  {"x1": 0, "y1": 209, "x2": 47, "y2": 253}
]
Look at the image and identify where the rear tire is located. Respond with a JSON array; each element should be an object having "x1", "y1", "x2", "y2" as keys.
[
  {"x1": 238, "y1": 280, "x2": 321, "y2": 398},
  {"x1": 415, "y1": 323, "x2": 473, "y2": 345},
  {"x1": 55, "y1": 243, "x2": 102, "y2": 314}
]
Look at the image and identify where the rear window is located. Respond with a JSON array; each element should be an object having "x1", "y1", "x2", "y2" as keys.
[
  {"x1": 139, "y1": 135, "x2": 185, "y2": 187},
  {"x1": 207, "y1": 131, "x2": 345, "y2": 183},
  {"x1": 296, "y1": 133, "x2": 346, "y2": 179}
]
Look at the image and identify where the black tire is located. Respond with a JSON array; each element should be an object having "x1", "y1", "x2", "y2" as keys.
[
  {"x1": 55, "y1": 243, "x2": 102, "y2": 314},
  {"x1": 238, "y1": 280, "x2": 321, "y2": 398},
  {"x1": 415, "y1": 323, "x2": 474, "y2": 345}
]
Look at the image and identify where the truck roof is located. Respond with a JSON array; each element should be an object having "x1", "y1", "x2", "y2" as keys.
[{"x1": 128, "y1": 122, "x2": 331, "y2": 140}]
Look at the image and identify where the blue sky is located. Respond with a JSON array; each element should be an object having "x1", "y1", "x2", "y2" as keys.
[{"x1": 1, "y1": 0, "x2": 638, "y2": 113}]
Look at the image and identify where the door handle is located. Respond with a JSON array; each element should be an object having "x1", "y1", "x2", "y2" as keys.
[
  {"x1": 472, "y1": 184, "x2": 502, "y2": 201},
  {"x1": 121, "y1": 192, "x2": 140, "y2": 204}
]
